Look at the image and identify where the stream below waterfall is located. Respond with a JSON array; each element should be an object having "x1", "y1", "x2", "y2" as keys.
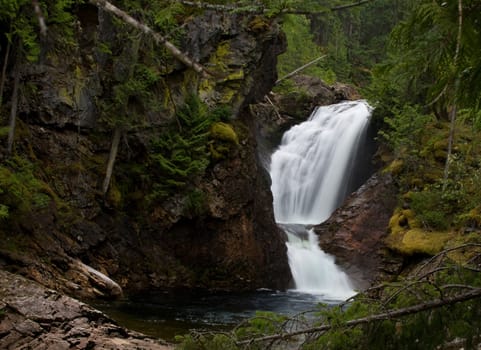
[
  {"x1": 93, "y1": 290, "x2": 339, "y2": 341},
  {"x1": 93, "y1": 100, "x2": 373, "y2": 341}
]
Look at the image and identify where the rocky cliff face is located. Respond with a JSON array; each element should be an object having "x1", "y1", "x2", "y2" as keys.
[{"x1": 0, "y1": 6, "x2": 290, "y2": 298}]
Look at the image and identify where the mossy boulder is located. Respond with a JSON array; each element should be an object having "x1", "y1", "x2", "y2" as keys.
[{"x1": 386, "y1": 208, "x2": 453, "y2": 255}]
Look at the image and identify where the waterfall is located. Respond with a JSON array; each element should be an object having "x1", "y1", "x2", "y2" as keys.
[{"x1": 270, "y1": 100, "x2": 372, "y2": 300}]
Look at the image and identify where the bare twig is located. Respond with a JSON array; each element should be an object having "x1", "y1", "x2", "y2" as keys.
[{"x1": 414, "y1": 243, "x2": 481, "y2": 277}]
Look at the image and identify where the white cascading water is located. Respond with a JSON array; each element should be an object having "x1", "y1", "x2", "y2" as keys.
[{"x1": 270, "y1": 100, "x2": 372, "y2": 300}]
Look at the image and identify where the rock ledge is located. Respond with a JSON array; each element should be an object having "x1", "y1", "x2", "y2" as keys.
[{"x1": 0, "y1": 270, "x2": 171, "y2": 350}]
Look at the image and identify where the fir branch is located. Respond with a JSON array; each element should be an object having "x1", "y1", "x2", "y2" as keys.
[{"x1": 236, "y1": 287, "x2": 481, "y2": 345}]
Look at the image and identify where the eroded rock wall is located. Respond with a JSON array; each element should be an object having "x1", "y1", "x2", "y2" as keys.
[{"x1": 0, "y1": 6, "x2": 290, "y2": 297}]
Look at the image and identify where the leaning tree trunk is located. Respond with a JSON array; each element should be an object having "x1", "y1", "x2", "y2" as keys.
[
  {"x1": 7, "y1": 61, "x2": 20, "y2": 155},
  {"x1": 102, "y1": 126, "x2": 122, "y2": 195}
]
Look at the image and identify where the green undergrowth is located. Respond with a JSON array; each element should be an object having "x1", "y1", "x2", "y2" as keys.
[
  {"x1": 147, "y1": 95, "x2": 235, "y2": 203},
  {"x1": 115, "y1": 95, "x2": 237, "y2": 214},
  {"x1": 0, "y1": 156, "x2": 55, "y2": 223},
  {"x1": 381, "y1": 105, "x2": 481, "y2": 256}
]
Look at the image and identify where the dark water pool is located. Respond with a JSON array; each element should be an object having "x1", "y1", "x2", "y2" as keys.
[{"x1": 92, "y1": 290, "x2": 341, "y2": 341}]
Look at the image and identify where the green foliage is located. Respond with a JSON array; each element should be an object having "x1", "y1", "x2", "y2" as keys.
[
  {"x1": 235, "y1": 311, "x2": 288, "y2": 338},
  {"x1": 373, "y1": 0, "x2": 481, "y2": 117},
  {"x1": 409, "y1": 189, "x2": 450, "y2": 230},
  {"x1": 0, "y1": 156, "x2": 52, "y2": 220},
  {"x1": 0, "y1": 203, "x2": 8, "y2": 219},
  {"x1": 276, "y1": 14, "x2": 333, "y2": 85},
  {"x1": 147, "y1": 95, "x2": 224, "y2": 202},
  {"x1": 98, "y1": 61, "x2": 161, "y2": 128},
  {"x1": 380, "y1": 105, "x2": 481, "y2": 231},
  {"x1": 177, "y1": 248, "x2": 481, "y2": 349},
  {"x1": 0, "y1": 0, "x2": 78, "y2": 61},
  {"x1": 377, "y1": 104, "x2": 434, "y2": 157},
  {"x1": 184, "y1": 189, "x2": 207, "y2": 217}
]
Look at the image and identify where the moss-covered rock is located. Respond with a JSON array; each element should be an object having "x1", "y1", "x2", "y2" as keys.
[
  {"x1": 386, "y1": 208, "x2": 454, "y2": 255},
  {"x1": 210, "y1": 122, "x2": 239, "y2": 144}
]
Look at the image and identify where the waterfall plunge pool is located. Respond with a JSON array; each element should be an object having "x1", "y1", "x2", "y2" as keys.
[
  {"x1": 93, "y1": 100, "x2": 373, "y2": 342},
  {"x1": 92, "y1": 289, "x2": 345, "y2": 341}
]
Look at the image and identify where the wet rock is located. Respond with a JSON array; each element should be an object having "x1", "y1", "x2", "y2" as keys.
[
  {"x1": 0, "y1": 270, "x2": 171, "y2": 350},
  {"x1": 314, "y1": 173, "x2": 403, "y2": 289}
]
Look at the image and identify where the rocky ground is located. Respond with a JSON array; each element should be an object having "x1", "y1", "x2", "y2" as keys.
[{"x1": 0, "y1": 270, "x2": 171, "y2": 349}]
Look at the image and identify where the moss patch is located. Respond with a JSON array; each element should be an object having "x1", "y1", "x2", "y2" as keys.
[
  {"x1": 386, "y1": 208, "x2": 453, "y2": 255},
  {"x1": 384, "y1": 159, "x2": 404, "y2": 175},
  {"x1": 210, "y1": 122, "x2": 238, "y2": 144}
]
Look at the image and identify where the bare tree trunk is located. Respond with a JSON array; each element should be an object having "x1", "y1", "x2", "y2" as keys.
[
  {"x1": 89, "y1": 0, "x2": 211, "y2": 77},
  {"x1": 442, "y1": 0, "x2": 463, "y2": 191},
  {"x1": 7, "y1": 62, "x2": 20, "y2": 155},
  {"x1": 102, "y1": 126, "x2": 122, "y2": 195},
  {"x1": 0, "y1": 39, "x2": 11, "y2": 108}
]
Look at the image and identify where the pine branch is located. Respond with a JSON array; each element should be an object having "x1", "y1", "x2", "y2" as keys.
[
  {"x1": 236, "y1": 287, "x2": 481, "y2": 345},
  {"x1": 89, "y1": 0, "x2": 211, "y2": 77}
]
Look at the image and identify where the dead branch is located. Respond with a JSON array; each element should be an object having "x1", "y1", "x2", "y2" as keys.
[
  {"x1": 414, "y1": 243, "x2": 481, "y2": 277},
  {"x1": 275, "y1": 55, "x2": 326, "y2": 85},
  {"x1": 179, "y1": 0, "x2": 373, "y2": 15},
  {"x1": 32, "y1": 0, "x2": 47, "y2": 37},
  {"x1": 89, "y1": 0, "x2": 211, "y2": 77},
  {"x1": 236, "y1": 287, "x2": 481, "y2": 345}
]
